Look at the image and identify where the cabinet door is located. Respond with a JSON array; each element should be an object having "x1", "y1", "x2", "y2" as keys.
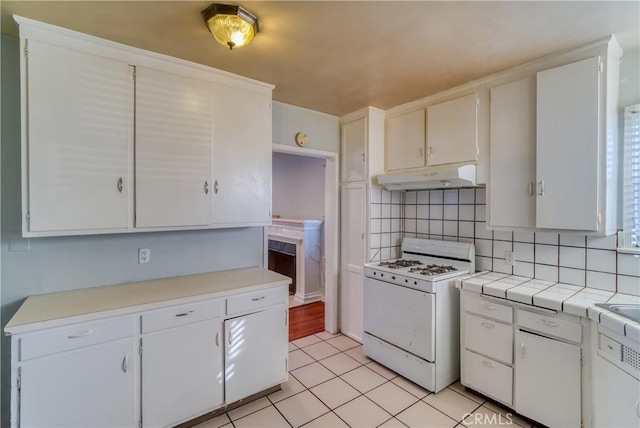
[
  {"x1": 20, "y1": 339, "x2": 135, "y2": 427},
  {"x1": 386, "y1": 110, "x2": 426, "y2": 171},
  {"x1": 136, "y1": 67, "x2": 213, "y2": 228},
  {"x1": 489, "y1": 77, "x2": 537, "y2": 229},
  {"x1": 212, "y1": 84, "x2": 271, "y2": 225},
  {"x1": 427, "y1": 93, "x2": 478, "y2": 166},
  {"x1": 26, "y1": 40, "x2": 133, "y2": 233},
  {"x1": 142, "y1": 319, "x2": 223, "y2": 427},
  {"x1": 225, "y1": 308, "x2": 288, "y2": 403},
  {"x1": 342, "y1": 117, "x2": 367, "y2": 182},
  {"x1": 340, "y1": 182, "x2": 366, "y2": 340},
  {"x1": 514, "y1": 331, "x2": 581, "y2": 428},
  {"x1": 536, "y1": 56, "x2": 600, "y2": 230}
]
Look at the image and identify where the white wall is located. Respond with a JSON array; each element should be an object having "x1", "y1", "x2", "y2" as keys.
[
  {"x1": 272, "y1": 101, "x2": 340, "y2": 153},
  {"x1": 272, "y1": 152, "x2": 326, "y2": 219}
]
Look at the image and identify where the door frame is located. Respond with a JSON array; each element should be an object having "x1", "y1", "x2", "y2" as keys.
[{"x1": 270, "y1": 144, "x2": 339, "y2": 334}]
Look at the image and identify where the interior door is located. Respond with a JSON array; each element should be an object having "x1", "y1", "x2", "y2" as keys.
[{"x1": 363, "y1": 277, "x2": 435, "y2": 361}]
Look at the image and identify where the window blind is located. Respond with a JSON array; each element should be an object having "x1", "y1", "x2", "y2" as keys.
[{"x1": 622, "y1": 103, "x2": 640, "y2": 248}]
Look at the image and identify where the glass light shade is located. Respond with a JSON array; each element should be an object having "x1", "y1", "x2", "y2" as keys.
[
  {"x1": 201, "y1": 4, "x2": 259, "y2": 50},
  {"x1": 206, "y1": 14, "x2": 255, "y2": 49}
]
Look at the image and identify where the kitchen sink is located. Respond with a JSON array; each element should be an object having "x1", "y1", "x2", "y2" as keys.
[{"x1": 595, "y1": 304, "x2": 640, "y2": 323}]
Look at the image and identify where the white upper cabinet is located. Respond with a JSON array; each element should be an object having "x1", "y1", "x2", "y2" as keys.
[
  {"x1": 536, "y1": 56, "x2": 600, "y2": 231},
  {"x1": 24, "y1": 40, "x2": 134, "y2": 234},
  {"x1": 135, "y1": 67, "x2": 214, "y2": 228},
  {"x1": 211, "y1": 84, "x2": 271, "y2": 226},
  {"x1": 489, "y1": 77, "x2": 537, "y2": 229},
  {"x1": 386, "y1": 109, "x2": 426, "y2": 171},
  {"x1": 341, "y1": 117, "x2": 367, "y2": 182},
  {"x1": 488, "y1": 36, "x2": 621, "y2": 235},
  {"x1": 427, "y1": 93, "x2": 478, "y2": 166}
]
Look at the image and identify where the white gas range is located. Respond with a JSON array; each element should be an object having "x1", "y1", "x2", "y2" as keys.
[{"x1": 363, "y1": 238, "x2": 475, "y2": 393}]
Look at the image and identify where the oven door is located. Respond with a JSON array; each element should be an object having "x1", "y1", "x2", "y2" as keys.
[{"x1": 363, "y1": 277, "x2": 435, "y2": 362}]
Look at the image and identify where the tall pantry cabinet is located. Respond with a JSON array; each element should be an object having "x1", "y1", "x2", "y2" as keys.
[{"x1": 339, "y1": 107, "x2": 385, "y2": 342}]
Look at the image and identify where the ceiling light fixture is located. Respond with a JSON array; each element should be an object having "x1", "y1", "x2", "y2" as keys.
[{"x1": 201, "y1": 3, "x2": 259, "y2": 50}]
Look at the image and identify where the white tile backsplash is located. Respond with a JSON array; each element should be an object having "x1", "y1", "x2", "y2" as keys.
[
  {"x1": 396, "y1": 188, "x2": 639, "y2": 293},
  {"x1": 559, "y1": 247, "x2": 586, "y2": 269}
]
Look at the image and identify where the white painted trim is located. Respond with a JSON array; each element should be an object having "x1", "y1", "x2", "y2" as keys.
[{"x1": 272, "y1": 143, "x2": 340, "y2": 334}]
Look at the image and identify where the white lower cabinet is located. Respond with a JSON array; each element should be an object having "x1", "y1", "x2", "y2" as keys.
[
  {"x1": 225, "y1": 307, "x2": 288, "y2": 403},
  {"x1": 20, "y1": 338, "x2": 136, "y2": 428},
  {"x1": 514, "y1": 330, "x2": 581, "y2": 428},
  {"x1": 142, "y1": 319, "x2": 223, "y2": 427}
]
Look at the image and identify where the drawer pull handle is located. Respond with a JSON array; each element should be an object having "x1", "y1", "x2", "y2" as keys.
[
  {"x1": 636, "y1": 399, "x2": 640, "y2": 418},
  {"x1": 481, "y1": 304, "x2": 495, "y2": 310},
  {"x1": 251, "y1": 296, "x2": 266, "y2": 302},
  {"x1": 68, "y1": 330, "x2": 93, "y2": 339},
  {"x1": 117, "y1": 177, "x2": 123, "y2": 193},
  {"x1": 175, "y1": 311, "x2": 194, "y2": 318},
  {"x1": 520, "y1": 342, "x2": 526, "y2": 358},
  {"x1": 481, "y1": 322, "x2": 495, "y2": 329},
  {"x1": 482, "y1": 360, "x2": 495, "y2": 369},
  {"x1": 538, "y1": 319, "x2": 557, "y2": 327},
  {"x1": 229, "y1": 332, "x2": 233, "y2": 346},
  {"x1": 122, "y1": 355, "x2": 128, "y2": 373},
  {"x1": 216, "y1": 332, "x2": 220, "y2": 347}
]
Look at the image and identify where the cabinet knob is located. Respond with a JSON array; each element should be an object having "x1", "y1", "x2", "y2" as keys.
[
  {"x1": 214, "y1": 180, "x2": 219, "y2": 194},
  {"x1": 117, "y1": 177, "x2": 123, "y2": 193},
  {"x1": 428, "y1": 146, "x2": 434, "y2": 157},
  {"x1": 419, "y1": 147, "x2": 424, "y2": 157},
  {"x1": 204, "y1": 180, "x2": 209, "y2": 194},
  {"x1": 362, "y1": 152, "x2": 365, "y2": 162},
  {"x1": 482, "y1": 360, "x2": 495, "y2": 369}
]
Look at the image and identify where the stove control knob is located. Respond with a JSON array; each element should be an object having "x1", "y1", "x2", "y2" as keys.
[
  {"x1": 391, "y1": 276, "x2": 396, "y2": 280},
  {"x1": 373, "y1": 272, "x2": 377, "y2": 275},
  {"x1": 405, "y1": 279, "x2": 408, "y2": 283},
  {"x1": 414, "y1": 281, "x2": 418, "y2": 285},
  {"x1": 381, "y1": 274, "x2": 384, "y2": 277}
]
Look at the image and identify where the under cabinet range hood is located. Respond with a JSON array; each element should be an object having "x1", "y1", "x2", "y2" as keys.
[{"x1": 377, "y1": 164, "x2": 477, "y2": 191}]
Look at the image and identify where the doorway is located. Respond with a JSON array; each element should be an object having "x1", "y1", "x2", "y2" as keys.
[{"x1": 269, "y1": 144, "x2": 338, "y2": 334}]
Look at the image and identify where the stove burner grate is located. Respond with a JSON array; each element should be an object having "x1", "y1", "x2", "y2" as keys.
[
  {"x1": 408, "y1": 265, "x2": 458, "y2": 276},
  {"x1": 378, "y1": 259, "x2": 423, "y2": 269}
]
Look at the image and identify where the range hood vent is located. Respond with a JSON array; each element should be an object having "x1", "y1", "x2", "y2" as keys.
[{"x1": 377, "y1": 164, "x2": 477, "y2": 191}]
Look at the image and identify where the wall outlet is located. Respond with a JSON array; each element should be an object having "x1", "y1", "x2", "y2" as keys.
[
  {"x1": 505, "y1": 250, "x2": 515, "y2": 266},
  {"x1": 138, "y1": 248, "x2": 150, "y2": 264}
]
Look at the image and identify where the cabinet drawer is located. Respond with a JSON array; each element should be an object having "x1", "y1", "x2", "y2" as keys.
[
  {"x1": 20, "y1": 316, "x2": 134, "y2": 361},
  {"x1": 465, "y1": 294, "x2": 513, "y2": 323},
  {"x1": 517, "y1": 309, "x2": 581, "y2": 343},
  {"x1": 465, "y1": 313, "x2": 513, "y2": 364},
  {"x1": 463, "y1": 350, "x2": 513, "y2": 406},
  {"x1": 142, "y1": 299, "x2": 223, "y2": 334},
  {"x1": 226, "y1": 286, "x2": 288, "y2": 315}
]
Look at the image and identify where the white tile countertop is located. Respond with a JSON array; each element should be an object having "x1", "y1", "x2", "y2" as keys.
[{"x1": 456, "y1": 271, "x2": 640, "y2": 342}]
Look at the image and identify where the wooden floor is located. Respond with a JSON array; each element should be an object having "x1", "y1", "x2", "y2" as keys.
[{"x1": 289, "y1": 301, "x2": 325, "y2": 341}]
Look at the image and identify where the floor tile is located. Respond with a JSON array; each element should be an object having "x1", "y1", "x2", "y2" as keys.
[
  {"x1": 483, "y1": 401, "x2": 533, "y2": 427},
  {"x1": 193, "y1": 413, "x2": 231, "y2": 428},
  {"x1": 233, "y1": 405, "x2": 291, "y2": 428},
  {"x1": 340, "y1": 365, "x2": 387, "y2": 393},
  {"x1": 315, "y1": 331, "x2": 344, "y2": 341},
  {"x1": 378, "y1": 417, "x2": 409, "y2": 428},
  {"x1": 291, "y1": 362, "x2": 336, "y2": 388},
  {"x1": 366, "y1": 382, "x2": 419, "y2": 415},
  {"x1": 334, "y1": 395, "x2": 392, "y2": 428},
  {"x1": 326, "y1": 335, "x2": 361, "y2": 351},
  {"x1": 268, "y1": 376, "x2": 306, "y2": 403},
  {"x1": 303, "y1": 341, "x2": 341, "y2": 360},
  {"x1": 289, "y1": 349, "x2": 315, "y2": 370},
  {"x1": 289, "y1": 342, "x2": 298, "y2": 352},
  {"x1": 447, "y1": 382, "x2": 485, "y2": 405},
  {"x1": 319, "y1": 352, "x2": 362, "y2": 376},
  {"x1": 310, "y1": 377, "x2": 361, "y2": 409},
  {"x1": 366, "y1": 361, "x2": 398, "y2": 380},
  {"x1": 391, "y1": 376, "x2": 430, "y2": 399},
  {"x1": 293, "y1": 335, "x2": 323, "y2": 348},
  {"x1": 396, "y1": 401, "x2": 457, "y2": 428},
  {"x1": 423, "y1": 388, "x2": 481, "y2": 421},
  {"x1": 227, "y1": 397, "x2": 271, "y2": 421},
  {"x1": 302, "y1": 411, "x2": 349, "y2": 427},
  {"x1": 276, "y1": 390, "x2": 330, "y2": 427},
  {"x1": 344, "y1": 345, "x2": 372, "y2": 364}
]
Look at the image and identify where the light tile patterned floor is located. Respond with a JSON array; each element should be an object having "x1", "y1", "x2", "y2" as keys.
[{"x1": 196, "y1": 332, "x2": 539, "y2": 428}]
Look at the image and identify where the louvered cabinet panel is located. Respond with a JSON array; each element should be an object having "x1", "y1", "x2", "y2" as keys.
[
  {"x1": 136, "y1": 67, "x2": 214, "y2": 228},
  {"x1": 26, "y1": 40, "x2": 134, "y2": 233}
]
